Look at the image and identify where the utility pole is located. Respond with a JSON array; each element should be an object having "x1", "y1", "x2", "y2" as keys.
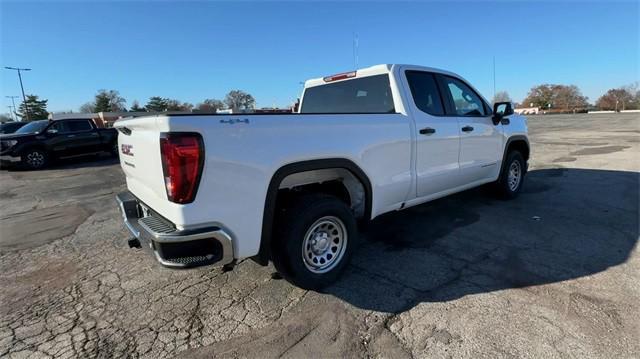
[{"x1": 4, "y1": 67, "x2": 32, "y2": 121}]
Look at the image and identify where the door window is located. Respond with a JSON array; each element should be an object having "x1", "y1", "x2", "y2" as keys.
[
  {"x1": 442, "y1": 76, "x2": 486, "y2": 116},
  {"x1": 66, "y1": 120, "x2": 93, "y2": 132},
  {"x1": 49, "y1": 121, "x2": 70, "y2": 133},
  {"x1": 405, "y1": 71, "x2": 445, "y2": 116}
]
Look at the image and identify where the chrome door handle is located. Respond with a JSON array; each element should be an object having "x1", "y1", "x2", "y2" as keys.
[{"x1": 67, "y1": 134, "x2": 76, "y2": 138}]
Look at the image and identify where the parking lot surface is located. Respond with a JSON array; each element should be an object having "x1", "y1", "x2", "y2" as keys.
[{"x1": 0, "y1": 113, "x2": 638, "y2": 358}]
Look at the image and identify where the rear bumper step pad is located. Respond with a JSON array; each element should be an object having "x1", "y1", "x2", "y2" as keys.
[{"x1": 116, "y1": 191, "x2": 234, "y2": 268}]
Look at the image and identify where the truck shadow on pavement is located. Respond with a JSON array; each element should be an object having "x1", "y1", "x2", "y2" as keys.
[{"x1": 328, "y1": 168, "x2": 639, "y2": 313}]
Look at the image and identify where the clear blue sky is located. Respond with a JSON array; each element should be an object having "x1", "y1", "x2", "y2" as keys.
[{"x1": 1, "y1": 1, "x2": 638, "y2": 112}]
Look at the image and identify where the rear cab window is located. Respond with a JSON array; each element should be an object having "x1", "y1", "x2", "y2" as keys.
[
  {"x1": 300, "y1": 74, "x2": 395, "y2": 114},
  {"x1": 67, "y1": 120, "x2": 93, "y2": 132}
]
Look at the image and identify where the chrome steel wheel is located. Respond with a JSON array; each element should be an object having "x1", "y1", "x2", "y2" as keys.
[
  {"x1": 507, "y1": 160, "x2": 522, "y2": 192},
  {"x1": 26, "y1": 151, "x2": 45, "y2": 168},
  {"x1": 302, "y1": 216, "x2": 347, "y2": 274}
]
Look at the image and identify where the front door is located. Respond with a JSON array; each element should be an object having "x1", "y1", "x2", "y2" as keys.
[{"x1": 438, "y1": 75, "x2": 502, "y2": 183}]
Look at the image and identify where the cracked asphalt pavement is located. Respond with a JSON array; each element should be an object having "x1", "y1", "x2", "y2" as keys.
[{"x1": 0, "y1": 113, "x2": 638, "y2": 358}]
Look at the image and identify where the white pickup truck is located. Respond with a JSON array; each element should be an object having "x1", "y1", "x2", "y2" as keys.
[{"x1": 115, "y1": 64, "x2": 529, "y2": 289}]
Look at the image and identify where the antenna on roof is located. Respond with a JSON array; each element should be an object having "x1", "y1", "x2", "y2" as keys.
[
  {"x1": 353, "y1": 32, "x2": 359, "y2": 69},
  {"x1": 493, "y1": 56, "x2": 496, "y2": 100}
]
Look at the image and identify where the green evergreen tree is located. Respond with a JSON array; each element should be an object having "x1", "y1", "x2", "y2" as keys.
[
  {"x1": 130, "y1": 100, "x2": 146, "y2": 112},
  {"x1": 94, "y1": 92, "x2": 111, "y2": 112},
  {"x1": 145, "y1": 97, "x2": 168, "y2": 112},
  {"x1": 17, "y1": 95, "x2": 49, "y2": 121}
]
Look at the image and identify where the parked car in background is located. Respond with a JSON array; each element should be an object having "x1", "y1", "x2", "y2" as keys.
[
  {"x1": 115, "y1": 64, "x2": 529, "y2": 289},
  {"x1": 0, "y1": 121, "x2": 27, "y2": 134},
  {"x1": 0, "y1": 118, "x2": 118, "y2": 169}
]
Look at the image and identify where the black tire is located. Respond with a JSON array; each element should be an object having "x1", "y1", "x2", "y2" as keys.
[
  {"x1": 494, "y1": 150, "x2": 526, "y2": 199},
  {"x1": 272, "y1": 194, "x2": 357, "y2": 290},
  {"x1": 22, "y1": 148, "x2": 48, "y2": 170}
]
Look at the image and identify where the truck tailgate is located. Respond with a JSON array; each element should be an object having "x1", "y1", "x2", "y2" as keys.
[{"x1": 115, "y1": 116, "x2": 168, "y2": 211}]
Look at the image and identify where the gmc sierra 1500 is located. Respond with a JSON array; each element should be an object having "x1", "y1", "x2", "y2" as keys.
[{"x1": 115, "y1": 64, "x2": 529, "y2": 289}]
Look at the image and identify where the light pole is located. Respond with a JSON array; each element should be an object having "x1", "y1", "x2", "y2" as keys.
[
  {"x1": 5, "y1": 96, "x2": 19, "y2": 120},
  {"x1": 7, "y1": 106, "x2": 15, "y2": 121},
  {"x1": 4, "y1": 67, "x2": 32, "y2": 121}
]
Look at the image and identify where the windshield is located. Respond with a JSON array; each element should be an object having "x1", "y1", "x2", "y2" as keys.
[{"x1": 14, "y1": 120, "x2": 49, "y2": 134}]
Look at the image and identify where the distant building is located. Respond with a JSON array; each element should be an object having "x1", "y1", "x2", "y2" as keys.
[
  {"x1": 514, "y1": 107, "x2": 540, "y2": 115},
  {"x1": 254, "y1": 107, "x2": 293, "y2": 114}
]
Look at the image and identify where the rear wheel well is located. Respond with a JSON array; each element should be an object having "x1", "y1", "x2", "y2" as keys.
[
  {"x1": 276, "y1": 168, "x2": 366, "y2": 218},
  {"x1": 256, "y1": 159, "x2": 372, "y2": 266},
  {"x1": 276, "y1": 180, "x2": 351, "y2": 211}
]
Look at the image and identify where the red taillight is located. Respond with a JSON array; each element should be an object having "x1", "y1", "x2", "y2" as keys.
[
  {"x1": 159, "y1": 133, "x2": 204, "y2": 204},
  {"x1": 323, "y1": 71, "x2": 356, "y2": 82}
]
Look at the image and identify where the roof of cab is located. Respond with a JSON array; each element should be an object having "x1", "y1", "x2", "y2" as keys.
[{"x1": 303, "y1": 64, "x2": 460, "y2": 88}]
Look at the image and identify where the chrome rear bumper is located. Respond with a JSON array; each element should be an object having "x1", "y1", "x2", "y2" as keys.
[{"x1": 116, "y1": 191, "x2": 234, "y2": 268}]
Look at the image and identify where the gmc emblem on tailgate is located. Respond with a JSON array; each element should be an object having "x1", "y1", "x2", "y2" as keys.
[{"x1": 121, "y1": 144, "x2": 134, "y2": 156}]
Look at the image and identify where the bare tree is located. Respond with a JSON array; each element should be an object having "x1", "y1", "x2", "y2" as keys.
[
  {"x1": 553, "y1": 85, "x2": 589, "y2": 111},
  {"x1": 521, "y1": 84, "x2": 588, "y2": 111},
  {"x1": 197, "y1": 99, "x2": 226, "y2": 112},
  {"x1": 596, "y1": 86, "x2": 637, "y2": 111},
  {"x1": 492, "y1": 91, "x2": 512, "y2": 104},
  {"x1": 224, "y1": 90, "x2": 256, "y2": 111},
  {"x1": 165, "y1": 99, "x2": 194, "y2": 111},
  {"x1": 79, "y1": 102, "x2": 96, "y2": 113}
]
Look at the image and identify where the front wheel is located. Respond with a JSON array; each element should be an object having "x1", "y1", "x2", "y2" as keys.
[
  {"x1": 23, "y1": 148, "x2": 48, "y2": 170},
  {"x1": 494, "y1": 150, "x2": 526, "y2": 199},
  {"x1": 272, "y1": 194, "x2": 357, "y2": 290}
]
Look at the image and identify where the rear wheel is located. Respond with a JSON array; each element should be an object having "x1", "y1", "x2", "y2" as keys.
[
  {"x1": 494, "y1": 150, "x2": 525, "y2": 199},
  {"x1": 23, "y1": 148, "x2": 48, "y2": 170},
  {"x1": 272, "y1": 194, "x2": 356, "y2": 290}
]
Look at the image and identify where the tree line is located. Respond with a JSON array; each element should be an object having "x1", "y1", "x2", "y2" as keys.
[
  {"x1": 78, "y1": 89, "x2": 256, "y2": 114},
  {"x1": 494, "y1": 82, "x2": 639, "y2": 112},
  {"x1": 4, "y1": 82, "x2": 639, "y2": 123}
]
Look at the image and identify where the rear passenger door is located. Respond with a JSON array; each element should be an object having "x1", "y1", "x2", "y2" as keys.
[
  {"x1": 60, "y1": 120, "x2": 102, "y2": 156},
  {"x1": 438, "y1": 75, "x2": 502, "y2": 184},
  {"x1": 404, "y1": 70, "x2": 463, "y2": 197}
]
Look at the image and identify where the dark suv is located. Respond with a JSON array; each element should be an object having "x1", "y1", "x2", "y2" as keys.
[{"x1": 0, "y1": 119, "x2": 118, "y2": 169}]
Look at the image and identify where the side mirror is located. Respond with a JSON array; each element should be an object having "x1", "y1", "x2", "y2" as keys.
[{"x1": 492, "y1": 102, "x2": 514, "y2": 125}]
